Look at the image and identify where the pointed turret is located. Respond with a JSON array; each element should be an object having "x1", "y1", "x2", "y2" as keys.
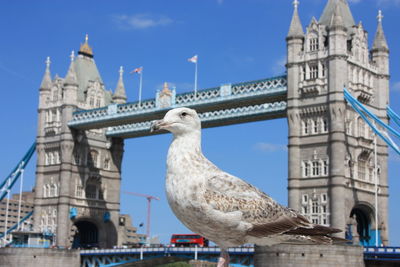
[
  {"x1": 63, "y1": 50, "x2": 78, "y2": 105},
  {"x1": 287, "y1": 0, "x2": 304, "y2": 39},
  {"x1": 64, "y1": 50, "x2": 77, "y2": 86},
  {"x1": 328, "y1": 1, "x2": 347, "y2": 32},
  {"x1": 320, "y1": 0, "x2": 355, "y2": 29},
  {"x1": 78, "y1": 34, "x2": 93, "y2": 58},
  {"x1": 40, "y1": 57, "x2": 52, "y2": 90},
  {"x1": 372, "y1": 10, "x2": 389, "y2": 52},
  {"x1": 113, "y1": 66, "x2": 127, "y2": 104}
]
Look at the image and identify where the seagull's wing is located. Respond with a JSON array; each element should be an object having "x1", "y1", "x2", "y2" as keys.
[{"x1": 204, "y1": 171, "x2": 313, "y2": 236}]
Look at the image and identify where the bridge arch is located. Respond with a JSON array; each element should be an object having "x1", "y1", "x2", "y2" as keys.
[
  {"x1": 349, "y1": 202, "x2": 375, "y2": 246},
  {"x1": 72, "y1": 216, "x2": 117, "y2": 249}
]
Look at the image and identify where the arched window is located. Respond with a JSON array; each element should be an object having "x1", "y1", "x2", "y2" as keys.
[
  {"x1": 309, "y1": 36, "x2": 319, "y2": 51},
  {"x1": 86, "y1": 184, "x2": 97, "y2": 199}
]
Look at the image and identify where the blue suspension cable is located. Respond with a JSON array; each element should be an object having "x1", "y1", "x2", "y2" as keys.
[
  {"x1": 0, "y1": 142, "x2": 36, "y2": 202},
  {"x1": 387, "y1": 106, "x2": 400, "y2": 128},
  {"x1": 344, "y1": 89, "x2": 400, "y2": 140},
  {"x1": 344, "y1": 89, "x2": 400, "y2": 155}
]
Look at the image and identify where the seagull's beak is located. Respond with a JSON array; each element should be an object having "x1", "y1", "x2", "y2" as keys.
[{"x1": 150, "y1": 119, "x2": 168, "y2": 132}]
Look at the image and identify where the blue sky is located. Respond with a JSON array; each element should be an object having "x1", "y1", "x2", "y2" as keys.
[{"x1": 0, "y1": 0, "x2": 400, "y2": 245}]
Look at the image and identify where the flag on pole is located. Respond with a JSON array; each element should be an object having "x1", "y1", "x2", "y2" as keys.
[
  {"x1": 188, "y1": 55, "x2": 198, "y2": 98},
  {"x1": 188, "y1": 55, "x2": 198, "y2": 64},
  {"x1": 130, "y1": 66, "x2": 143, "y2": 74},
  {"x1": 130, "y1": 66, "x2": 144, "y2": 106}
]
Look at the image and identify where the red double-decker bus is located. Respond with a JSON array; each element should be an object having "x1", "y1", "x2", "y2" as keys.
[{"x1": 170, "y1": 234, "x2": 209, "y2": 247}]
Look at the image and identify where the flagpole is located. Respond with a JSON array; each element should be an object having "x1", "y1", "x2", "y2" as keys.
[
  {"x1": 194, "y1": 60, "x2": 198, "y2": 99},
  {"x1": 139, "y1": 68, "x2": 143, "y2": 107}
]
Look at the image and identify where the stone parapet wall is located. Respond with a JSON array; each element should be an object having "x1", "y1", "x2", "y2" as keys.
[
  {"x1": 0, "y1": 247, "x2": 80, "y2": 267},
  {"x1": 254, "y1": 243, "x2": 364, "y2": 267}
]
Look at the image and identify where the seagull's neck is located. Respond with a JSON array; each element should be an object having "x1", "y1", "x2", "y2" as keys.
[{"x1": 170, "y1": 131, "x2": 202, "y2": 155}]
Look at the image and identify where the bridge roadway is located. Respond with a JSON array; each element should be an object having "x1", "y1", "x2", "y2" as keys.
[
  {"x1": 68, "y1": 76, "x2": 287, "y2": 138},
  {"x1": 80, "y1": 246, "x2": 400, "y2": 267},
  {"x1": 80, "y1": 246, "x2": 255, "y2": 267}
]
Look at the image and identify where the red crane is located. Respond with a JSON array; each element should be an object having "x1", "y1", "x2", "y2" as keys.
[{"x1": 123, "y1": 191, "x2": 160, "y2": 239}]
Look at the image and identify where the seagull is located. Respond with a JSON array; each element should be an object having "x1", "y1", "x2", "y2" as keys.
[{"x1": 151, "y1": 107, "x2": 344, "y2": 267}]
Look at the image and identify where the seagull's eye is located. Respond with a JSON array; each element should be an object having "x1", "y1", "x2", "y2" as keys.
[{"x1": 180, "y1": 112, "x2": 188, "y2": 118}]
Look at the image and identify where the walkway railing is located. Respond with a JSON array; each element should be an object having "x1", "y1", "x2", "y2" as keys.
[{"x1": 68, "y1": 76, "x2": 287, "y2": 132}]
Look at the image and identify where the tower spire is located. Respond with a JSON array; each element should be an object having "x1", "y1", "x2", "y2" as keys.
[
  {"x1": 329, "y1": 1, "x2": 346, "y2": 29},
  {"x1": 372, "y1": 10, "x2": 389, "y2": 52},
  {"x1": 40, "y1": 57, "x2": 52, "y2": 90},
  {"x1": 320, "y1": 0, "x2": 355, "y2": 29},
  {"x1": 113, "y1": 66, "x2": 127, "y2": 104},
  {"x1": 64, "y1": 51, "x2": 78, "y2": 85},
  {"x1": 78, "y1": 33, "x2": 94, "y2": 58},
  {"x1": 287, "y1": 0, "x2": 304, "y2": 38}
]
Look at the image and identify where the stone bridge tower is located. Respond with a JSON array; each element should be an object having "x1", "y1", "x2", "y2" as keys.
[
  {"x1": 286, "y1": 0, "x2": 390, "y2": 245},
  {"x1": 34, "y1": 37, "x2": 128, "y2": 248}
]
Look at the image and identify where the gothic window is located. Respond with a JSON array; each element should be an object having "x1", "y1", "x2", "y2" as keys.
[
  {"x1": 312, "y1": 201, "x2": 319, "y2": 214},
  {"x1": 310, "y1": 65, "x2": 318, "y2": 80},
  {"x1": 322, "y1": 118, "x2": 328, "y2": 133},
  {"x1": 302, "y1": 194, "x2": 308, "y2": 204},
  {"x1": 104, "y1": 158, "x2": 110, "y2": 170},
  {"x1": 302, "y1": 66, "x2": 307, "y2": 81},
  {"x1": 321, "y1": 63, "x2": 326, "y2": 77},
  {"x1": 309, "y1": 37, "x2": 319, "y2": 51},
  {"x1": 321, "y1": 193, "x2": 327, "y2": 203},
  {"x1": 96, "y1": 98, "x2": 101, "y2": 108},
  {"x1": 45, "y1": 153, "x2": 49, "y2": 165},
  {"x1": 358, "y1": 159, "x2": 366, "y2": 180},
  {"x1": 76, "y1": 180, "x2": 83, "y2": 198},
  {"x1": 303, "y1": 162, "x2": 310, "y2": 177},
  {"x1": 322, "y1": 160, "x2": 329, "y2": 176},
  {"x1": 303, "y1": 120, "x2": 311, "y2": 135},
  {"x1": 312, "y1": 161, "x2": 320, "y2": 176},
  {"x1": 85, "y1": 184, "x2": 97, "y2": 199},
  {"x1": 302, "y1": 206, "x2": 308, "y2": 214},
  {"x1": 312, "y1": 119, "x2": 318, "y2": 134}
]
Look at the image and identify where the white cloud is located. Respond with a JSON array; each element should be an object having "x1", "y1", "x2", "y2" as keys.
[
  {"x1": 217, "y1": 0, "x2": 224, "y2": 5},
  {"x1": 112, "y1": 14, "x2": 173, "y2": 30},
  {"x1": 254, "y1": 142, "x2": 287, "y2": 152}
]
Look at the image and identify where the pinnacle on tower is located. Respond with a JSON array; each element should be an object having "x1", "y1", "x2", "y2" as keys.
[
  {"x1": 113, "y1": 66, "x2": 127, "y2": 104},
  {"x1": 287, "y1": 0, "x2": 304, "y2": 38},
  {"x1": 320, "y1": 0, "x2": 355, "y2": 29},
  {"x1": 78, "y1": 34, "x2": 94, "y2": 58},
  {"x1": 329, "y1": 1, "x2": 346, "y2": 29},
  {"x1": 40, "y1": 56, "x2": 52, "y2": 90},
  {"x1": 372, "y1": 10, "x2": 389, "y2": 52},
  {"x1": 64, "y1": 50, "x2": 78, "y2": 85}
]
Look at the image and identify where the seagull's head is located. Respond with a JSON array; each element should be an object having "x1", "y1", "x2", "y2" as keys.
[{"x1": 151, "y1": 107, "x2": 201, "y2": 136}]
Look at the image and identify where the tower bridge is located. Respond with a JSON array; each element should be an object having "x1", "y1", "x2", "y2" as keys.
[
  {"x1": 0, "y1": 1, "x2": 394, "y2": 263},
  {"x1": 68, "y1": 76, "x2": 287, "y2": 138}
]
